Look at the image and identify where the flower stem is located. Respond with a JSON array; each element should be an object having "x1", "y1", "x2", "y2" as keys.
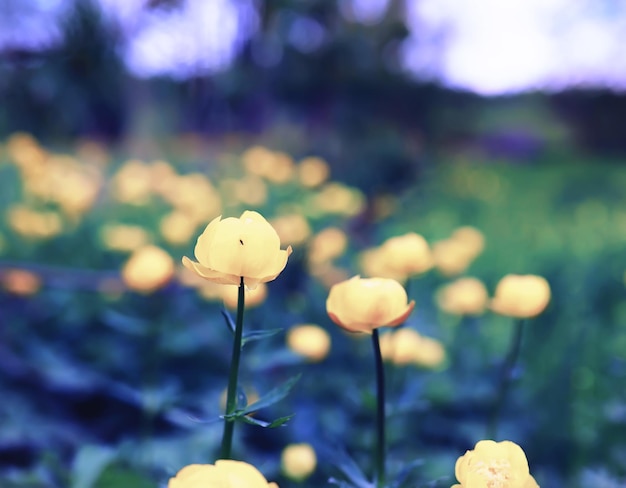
[
  {"x1": 220, "y1": 277, "x2": 245, "y2": 460},
  {"x1": 487, "y1": 318, "x2": 526, "y2": 439},
  {"x1": 372, "y1": 329, "x2": 386, "y2": 488}
]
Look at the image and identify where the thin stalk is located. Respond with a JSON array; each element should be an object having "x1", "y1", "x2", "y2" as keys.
[
  {"x1": 487, "y1": 318, "x2": 526, "y2": 439},
  {"x1": 220, "y1": 277, "x2": 245, "y2": 459},
  {"x1": 372, "y1": 329, "x2": 386, "y2": 488}
]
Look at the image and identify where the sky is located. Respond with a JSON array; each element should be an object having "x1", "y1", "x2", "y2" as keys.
[{"x1": 1, "y1": 0, "x2": 626, "y2": 95}]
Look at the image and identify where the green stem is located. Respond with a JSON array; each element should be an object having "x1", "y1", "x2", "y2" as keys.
[
  {"x1": 372, "y1": 329, "x2": 386, "y2": 487},
  {"x1": 487, "y1": 318, "x2": 526, "y2": 439},
  {"x1": 220, "y1": 277, "x2": 245, "y2": 460}
]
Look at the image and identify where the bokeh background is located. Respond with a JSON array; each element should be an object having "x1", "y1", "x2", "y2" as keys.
[{"x1": 1, "y1": 0, "x2": 626, "y2": 487}]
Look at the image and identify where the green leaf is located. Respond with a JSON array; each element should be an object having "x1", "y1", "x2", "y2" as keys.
[
  {"x1": 240, "y1": 374, "x2": 301, "y2": 415},
  {"x1": 235, "y1": 413, "x2": 295, "y2": 428},
  {"x1": 241, "y1": 328, "x2": 283, "y2": 347},
  {"x1": 221, "y1": 309, "x2": 236, "y2": 334}
]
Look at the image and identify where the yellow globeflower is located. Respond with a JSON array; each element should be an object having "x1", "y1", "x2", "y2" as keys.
[
  {"x1": 378, "y1": 232, "x2": 434, "y2": 279},
  {"x1": 326, "y1": 276, "x2": 415, "y2": 334},
  {"x1": 490, "y1": 274, "x2": 551, "y2": 318},
  {"x1": 270, "y1": 214, "x2": 312, "y2": 247},
  {"x1": 121, "y1": 245, "x2": 175, "y2": 293},
  {"x1": 436, "y1": 277, "x2": 489, "y2": 316},
  {"x1": 452, "y1": 440, "x2": 539, "y2": 488},
  {"x1": 298, "y1": 156, "x2": 330, "y2": 188},
  {"x1": 182, "y1": 211, "x2": 292, "y2": 290},
  {"x1": 168, "y1": 460, "x2": 278, "y2": 488},
  {"x1": 281, "y1": 443, "x2": 317, "y2": 481},
  {"x1": 307, "y1": 227, "x2": 348, "y2": 265},
  {"x1": 287, "y1": 324, "x2": 331, "y2": 362},
  {"x1": 379, "y1": 329, "x2": 446, "y2": 368}
]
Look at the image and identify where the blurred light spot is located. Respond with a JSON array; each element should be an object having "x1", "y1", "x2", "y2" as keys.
[
  {"x1": 288, "y1": 15, "x2": 325, "y2": 53},
  {"x1": 340, "y1": 0, "x2": 389, "y2": 25}
]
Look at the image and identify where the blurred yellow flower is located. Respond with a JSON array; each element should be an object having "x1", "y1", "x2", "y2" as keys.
[
  {"x1": 307, "y1": 227, "x2": 348, "y2": 265},
  {"x1": 379, "y1": 328, "x2": 446, "y2": 368},
  {"x1": 242, "y1": 146, "x2": 294, "y2": 184},
  {"x1": 163, "y1": 173, "x2": 222, "y2": 224},
  {"x1": 451, "y1": 226, "x2": 485, "y2": 258},
  {"x1": 182, "y1": 211, "x2": 292, "y2": 289},
  {"x1": 221, "y1": 282, "x2": 268, "y2": 309},
  {"x1": 281, "y1": 443, "x2": 317, "y2": 481},
  {"x1": 168, "y1": 460, "x2": 278, "y2": 488},
  {"x1": 432, "y1": 226, "x2": 485, "y2": 276},
  {"x1": 121, "y1": 245, "x2": 175, "y2": 293},
  {"x1": 6, "y1": 205, "x2": 63, "y2": 239},
  {"x1": 100, "y1": 224, "x2": 151, "y2": 252},
  {"x1": 0, "y1": 269, "x2": 41, "y2": 296},
  {"x1": 160, "y1": 211, "x2": 198, "y2": 246},
  {"x1": 490, "y1": 274, "x2": 551, "y2": 318},
  {"x1": 452, "y1": 440, "x2": 539, "y2": 488},
  {"x1": 310, "y1": 182, "x2": 365, "y2": 217},
  {"x1": 270, "y1": 214, "x2": 312, "y2": 247},
  {"x1": 326, "y1": 276, "x2": 415, "y2": 334},
  {"x1": 297, "y1": 156, "x2": 330, "y2": 188},
  {"x1": 377, "y1": 232, "x2": 434, "y2": 280},
  {"x1": 436, "y1": 277, "x2": 489, "y2": 316},
  {"x1": 110, "y1": 159, "x2": 153, "y2": 205},
  {"x1": 287, "y1": 324, "x2": 331, "y2": 362}
]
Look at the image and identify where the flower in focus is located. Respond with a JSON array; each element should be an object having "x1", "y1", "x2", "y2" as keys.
[
  {"x1": 452, "y1": 440, "x2": 539, "y2": 488},
  {"x1": 168, "y1": 460, "x2": 278, "y2": 488},
  {"x1": 182, "y1": 211, "x2": 292, "y2": 289},
  {"x1": 287, "y1": 324, "x2": 331, "y2": 362},
  {"x1": 490, "y1": 274, "x2": 551, "y2": 318},
  {"x1": 121, "y1": 245, "x2": 175, "y2": 293},
  {"x1": 379, "y1": 328, "x2": 446, "y2": 368},
  {"x1": 281, "y1": 443, "x2": 317, "y2": 481},
  {"x1": 436, "y1": 277, "x2": 489, "y2": 316},
  {"x1": 326, "y1": 276, "x2": 415, "y2": 334},
  {"x1": 221, "y1": 282, "x2": 268, "y2": 309}
]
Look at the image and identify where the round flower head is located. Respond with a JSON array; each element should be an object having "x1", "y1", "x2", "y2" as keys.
[
  {"x1": 436, "y1": 277, "x2": 489, "y2": 316},
  {"x1": 287, "y1": 324, "x2": 331, "y2": 362},
  {"x1": 168, "y1": 460, "x2": 278, "y2": 488},
  {"x1": 326, "y1": 276, "x2": 415, "y2": 333},
  {"x1": 490, "y1": 274, "x2": 551, "y2": 318},
  {"x1": 452, "y1": 440, "x2": 538, "y2": 488},
  {"x1": 122, "y1": 245, "x2": 175, "y2": 293},
  {"x1": 281, "y1": 443, "x2": 317, "y2": 481},
  {"x1": 182, "y1": 211, "x2": 292, "y2": 289}
]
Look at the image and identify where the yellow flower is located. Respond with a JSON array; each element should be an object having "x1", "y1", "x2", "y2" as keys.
[
  {"x1": 281, "y1": 443, "x2": 317, "y2": 481},
  {"x1": 0, "y1": 269, "x2": 41, "y2": 296},
  {"x1": 121, "y1": 245, "x2": 175, "y2": 293},
  {"x1": 379, "y1": 329, "x2": 446, "y2": 368},
  {"x1": 100, "y1": 224, "x2": 151, "y2": 252},
  {"x1": 182, "y1": 211, "x2": 292, "y2": 290},
  {"x1": 168, "y1": 460, "x2": 278, "y2": 488},
  {"x1": 490, "y1": 274, "x2": 551, "y2": 318},
  {"x1": 307, "y1": 227, "x2": 348, "y2": 265},
  {"x1": 376, "y1": 232, "x2": 434, "y2": 280},
  {"x1": 270, "y1": 214, "x2": 312, "y2": 247},
  {"x1": 452, "y1": 440, "x2": 539, "y2": 488},
  {"x1": 287, "y1": 324, "x2": 331, "y2": 362},
  {"x1": 436, "y1": 277, "x2": 489, "y2": 316},
  {"x1": 297, "y1": 156, "x2": 330, "y2": 188},
  {"x1": 326, "y1": 276, "x2": 415, "y2": 334}
]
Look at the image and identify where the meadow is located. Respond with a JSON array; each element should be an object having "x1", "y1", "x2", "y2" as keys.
[{"x1": 1, "y1": 132, "x2": 625, "y2": 487}]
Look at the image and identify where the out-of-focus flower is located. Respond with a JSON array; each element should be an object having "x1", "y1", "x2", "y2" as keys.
[
  {"x1": 162, "y1": 173, "x2": 222, "y2": 224},
  {"x1": 379, "y1": 328, "x2": 446, "y2": 368},
  {"x1": 490, "y1": 274, "x2": 551, "y2": 318},
  {"x1": 6, "y1": 132, "x2": 47, "y2": 171},
  {"x1": 432, "y1": 226, "x2": 485, "y2": 276},
  {"x1": 270, "y1": 214, "x2": 312, "y2": 247},
  {"x1": 452, "y1": 440, "x2": 539, "y2": 488},
  {"x1": 221, "y1": 282, "x2": 268, "y2": 309},
  {"x1": 310, "y1": 182, "x2": 365, "y2": 217},
  {"x1": 6, "y1": 205, "x2": 63, "y2": 239},
  {"x1": 160, "y1": 211, "x2": 198, "y2": 246},
  {"x1": 100, "y1": 224, "x2": 151, "y2": 252},
  {"x1": 298, "y1": 157, "x2": 330, "y2": 188},
  {"x1": 168, "y1": 460, "x2": 278, "y2": 488},
  {"x1": 326, "y1": 276, "x2": 415, "y2": 334},
  {"x1": 436, "y1": 277, "x2": 489, "y2": 316},
  {"x1": 308, "y1": 262, "x2": 351, "y2": 289},
  {"x1": 375, "y1": 232, "x2": 433, "y2": 281},
  {"x1": 287, "y1": 324, "x2": 331, "y2": 362},
  {"x1": 110, "y1": 159, "x2": 154, "y2": 205},
  {"x1": 0, "y1": 269, "x2": 41, "y2": 295},
  {"x1": 307, "y1": 227, "x2": 348, "y2": 265},
  {"x1": 220, "y1": 175, "x2": 268, "y2": 207},
  {"x1": 121, "y1": 245, "x2": 175, "y2": 293},
  {"x1": 281, "y1": 443, "x2": 317, "y2": 481},
  {"x1": 242, "y1": 146, "x2": 294, "y2": 184},
  {"x1": 182, "y1": 211, "x2": 292, "y2": 289}
]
